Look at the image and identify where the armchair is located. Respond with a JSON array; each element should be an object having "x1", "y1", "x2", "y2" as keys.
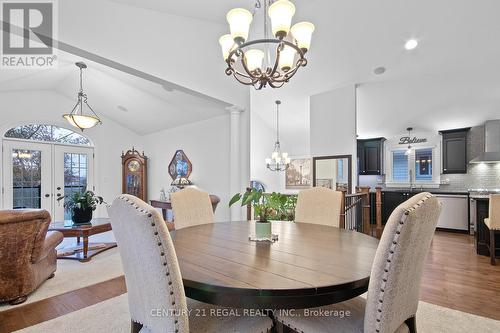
[{"x1": 0, "y1": 209, "x2": 63, "y2": 305}]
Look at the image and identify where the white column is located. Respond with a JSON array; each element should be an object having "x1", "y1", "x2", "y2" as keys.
[{"x1": 227, "y1": 105, "x2": 244, "y2": 221}]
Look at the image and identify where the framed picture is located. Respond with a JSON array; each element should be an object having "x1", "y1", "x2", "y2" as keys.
[
  {"x1": 285, "y1": 157, "x2": 312, "y2": 189},
  {"x1": 316, "y1": 179, "x2": 333, "y2": 189}
]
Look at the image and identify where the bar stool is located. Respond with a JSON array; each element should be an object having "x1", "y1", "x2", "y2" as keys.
[{"x1": 484, "y1": 194, "x2": 500, "y2": 265}]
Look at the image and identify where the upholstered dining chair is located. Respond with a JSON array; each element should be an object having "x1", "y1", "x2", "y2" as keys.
[
  {"x1": 484, "y1": 194, "x2": 500, "y2": 265},
  {"x1": 0, "y1": 209, "x2": 63, "y2": 305},
  {"x1": 171, "y1": 187, "x2": 215, "y2": 230},
  {"x1": 276, "y1": 192, "x2": 441, "y2": 333},
  {"x1": 294, "y1": 187, "x2": 343, "y2": 227},
  {"x1": 108, "y1": 195, "x2": 272, "y2": 333}
]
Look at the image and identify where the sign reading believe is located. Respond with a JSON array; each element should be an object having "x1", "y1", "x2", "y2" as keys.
[{"x1": 399, "y1": 136, "x2": 427, "y2": 145}]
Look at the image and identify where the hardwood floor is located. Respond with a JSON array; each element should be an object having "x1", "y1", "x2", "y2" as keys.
[
  {"x1": 1, "y1": 231, "x2": 499, "y2": 333},
  {"x1": 420, "y1": 231, "x2": 500, "y2": 320}
]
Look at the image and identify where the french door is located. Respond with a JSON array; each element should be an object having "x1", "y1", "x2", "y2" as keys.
[{"x1": 2, "y1": 139, "x2": 94, "y2": 220}]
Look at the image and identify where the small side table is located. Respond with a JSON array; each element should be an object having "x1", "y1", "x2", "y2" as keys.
[{"x1": 49, "y1": 218, "x2": 116, "y2": 263}]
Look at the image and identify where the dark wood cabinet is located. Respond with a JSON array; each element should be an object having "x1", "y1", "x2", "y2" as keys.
[
  {"x1": 381, "y1": 191, "x2": 416, "y2": 224},
  {"x1": 439, "y1": 128, "x2": 470, "y2": 174},
  {"x1": 358, "y1": 138, "x2": 385, "y2": 175}
]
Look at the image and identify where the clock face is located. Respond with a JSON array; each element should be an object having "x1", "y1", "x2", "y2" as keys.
[{"x1": 127, "y1": 160, "x2": 140, "y2": 172}]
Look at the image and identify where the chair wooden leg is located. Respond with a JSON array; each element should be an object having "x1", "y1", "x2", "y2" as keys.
[
  {"x1": 131, "y1": 320, "x2": 143, "y2": 333},
  {"x1": 405, "y1": 316, "x2": 417, "y2": 333},
  {"x1": 491, "y1": 229, "x2": 496, "y2": 266}
]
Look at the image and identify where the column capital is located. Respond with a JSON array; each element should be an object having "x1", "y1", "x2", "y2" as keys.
[{"x1": 226, "y1": 105, "x2": 245, "y2": 115}]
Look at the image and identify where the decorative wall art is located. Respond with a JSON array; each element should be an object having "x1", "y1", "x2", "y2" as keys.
[
  {"x1": 168, "y1": 150, "x2": 193, "y2": 188},
  {"x1": 285, "y1": 158, "x2": 312, "y2": 189}
]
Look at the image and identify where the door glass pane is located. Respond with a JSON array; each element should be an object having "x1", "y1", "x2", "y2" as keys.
[
  {"x1": 63, "y1": 153, "x2": 88, "y2": 220},
  {"x1": 12, "y1": 149, "x2": 42, "y2": 209},
  {"x1": 415, "y1": 148, "x2": 433, "y2": 181}
]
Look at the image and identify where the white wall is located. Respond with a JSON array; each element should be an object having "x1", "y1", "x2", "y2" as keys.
[
  {"x1": 310, "y1": 86, "x2": 357, "y2": 191},
  {"x1": 0, "y1": 91, "x2": 143, "y2": 217},
  {"x1": 143, "y1": 115, "x2": 232, "y2": 222}
]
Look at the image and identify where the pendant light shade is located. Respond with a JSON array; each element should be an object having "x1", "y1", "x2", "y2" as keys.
[
  {"x1": 291, "y1": 21, "x2": 315, "y2": 52},
  {"x1": 278, "y1": 45, "x2": 297, "y2": 71},
  {"x1": 227, "y1": 8, "x2": 253, "y2": 43},
  {"x1": 268, "y1": 0, "x2": 296, "y2": 38},
  {"x1": 219, "y1": 34, "x2": 235, "y2": 60},
  {"x1": 63, "y1": 62, "x2": 102, "y2": 131},
  {"x1": 245, "y1": 49, "x2": 265, "y2": 72}
]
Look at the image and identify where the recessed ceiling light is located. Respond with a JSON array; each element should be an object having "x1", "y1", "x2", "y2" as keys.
[
  {"x1": 117, "y1": 105, "x2": 128, "y2": 112},
  {"x1": 374, "y1": 66, "x2": 386, "y2": 75},
  {"x1": 404, "y1": 39, "x2": 418, "y2": 50}
]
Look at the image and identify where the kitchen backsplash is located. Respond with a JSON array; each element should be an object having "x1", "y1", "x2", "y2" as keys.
[{"x1": 443, "y1": 125, "x2": 500, "y2": 190}]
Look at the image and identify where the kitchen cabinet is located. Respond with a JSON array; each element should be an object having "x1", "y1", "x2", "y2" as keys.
[
  {"x1": 381, "y1": 191, "x2": 415, "y2": 224},
  {"x1": 358, "y1": 138, "x2": 385, "y2": 175},
  {"x1": 439, "y1": 128, "x2": 470, "y2": 174}
]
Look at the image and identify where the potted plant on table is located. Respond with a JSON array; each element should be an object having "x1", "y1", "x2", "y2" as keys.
[
  {"x1": 229, "y1": 188, "x2": 273, "y2": 238},
  {"x1": 57, "y1": 190, "x2": 105, "y2": 224}
]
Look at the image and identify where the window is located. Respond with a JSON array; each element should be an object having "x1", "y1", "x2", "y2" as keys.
[
  {"x1": 336, "y1": 159, "x2": 345, "y2": 182},
  {"x1": 392, "y1": 151, "x2": 408, "y2": 182},
  {"x1": 415, "y1": 148, "x2": 433, "y2": 181},
  {"x1": 5, "y1": 124, "x2": 91, "y2": 145}
]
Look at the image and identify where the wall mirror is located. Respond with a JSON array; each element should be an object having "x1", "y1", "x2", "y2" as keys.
[{"x1": 312, "y1": 155, "x2": 352, "y2": 193}]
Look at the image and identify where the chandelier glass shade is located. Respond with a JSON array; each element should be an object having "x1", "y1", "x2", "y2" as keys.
[
  {"x1": 266, "y1": 100, "x2": 290, "y2": 171},
  {"x1": 63, "y1": 62, "x2": 102, "y2": 131},
  {"x1": 219, "y1": 0, "x2": 314, "y2": 90}
]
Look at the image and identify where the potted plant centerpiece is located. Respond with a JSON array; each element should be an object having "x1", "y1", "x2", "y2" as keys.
[
  {"x1": 230, "y1": 188, "x2": 273, "y2": 238},
  {"x1": 58, "y1": 190, "x2": 105, "y2": 224}
]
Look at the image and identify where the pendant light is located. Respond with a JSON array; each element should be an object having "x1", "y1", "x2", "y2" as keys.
[
  {"x1": 63, "y1": 62, "x2": 102, "y2": 131},
  {"x1": 266, "y1": 100, "x2": 290, "y2": 171},
  {"x1": 405, "y1": 127, "x2": 413, "y2": 155}
]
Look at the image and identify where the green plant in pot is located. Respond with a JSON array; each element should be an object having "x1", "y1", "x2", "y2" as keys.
[
  {"x1": 230, "y1": 188, "x2": 272, "y2": 238},
  {"x1": 57, "y1": 190, "x2": 104, "y2": 224}
]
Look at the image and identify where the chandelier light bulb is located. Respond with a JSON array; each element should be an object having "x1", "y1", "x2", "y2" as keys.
[
  {"x1": 219, "y1": 34, "x2": 235, "y2": 60},
  {"x1": 245, "y1": 49, "x2": 265, "y2": 72},
  {"x1": 291, "y1": 21, "x2": 315, "y2": 52},
  {"x1": 265, "y1": 158, "x2": 272, "y2": 164},
  {"x1": 268, "y1": 0, "x2": 296, "y2": 39},
  {"x1": 278, "y1": 45, "x2": 296, "y2": 72},
  {"x1": 226, "y1": 8, "x2": 253, "y2": 43}
]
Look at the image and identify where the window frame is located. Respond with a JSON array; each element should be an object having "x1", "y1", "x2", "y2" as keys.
[
  {"x1": 385, "y1": 143, "x2": 441, "y2": 188},
  {"x1": 3, "y1": 124, "x2": 93, "y2": 147}
]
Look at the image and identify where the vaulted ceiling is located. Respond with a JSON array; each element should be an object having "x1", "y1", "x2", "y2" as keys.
[{"x1": 1, "y1": 0, "x2": 499, "y2": 136}]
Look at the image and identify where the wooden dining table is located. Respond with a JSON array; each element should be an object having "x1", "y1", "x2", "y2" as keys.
[{"x1": 170, "y1": 220, "x2": 379, "y2": 309}]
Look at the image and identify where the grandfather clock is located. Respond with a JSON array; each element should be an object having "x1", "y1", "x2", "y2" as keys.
[{"x1": 121, "y1": 148, "x2": 148, "y2": 201}]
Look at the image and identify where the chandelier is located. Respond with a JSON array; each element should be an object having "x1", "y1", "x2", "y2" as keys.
[
  {"x1": 63, "y1": 62, "x2": 102, "y2": 131},
  {"x1": 219, "y1": 0, "x2": 314, "y2": 90},
  {"x1": 266, "y1": 100, "x2": 290, "y2": 171}
]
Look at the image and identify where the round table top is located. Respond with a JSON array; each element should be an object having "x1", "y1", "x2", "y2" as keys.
[{"x1": 170, "y1": 221, "x2": 379, "y2": 309}]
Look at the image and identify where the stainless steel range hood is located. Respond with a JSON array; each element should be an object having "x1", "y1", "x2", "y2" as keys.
[{"x1": 470, "y1": 120, "x2": 500, "y2": 163}]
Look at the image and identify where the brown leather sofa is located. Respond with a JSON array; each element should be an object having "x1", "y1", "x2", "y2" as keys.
[{"x1": 0, "y1": 209, "x2": 63, "y2": 305}]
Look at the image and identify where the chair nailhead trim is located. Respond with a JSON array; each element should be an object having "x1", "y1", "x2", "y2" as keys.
[
  {"x1": 374, "y1": 193, "x2": 432, "y2": 332},
  {"x1": 118, "y1": 196, "x2": 179, "y2": 333}
]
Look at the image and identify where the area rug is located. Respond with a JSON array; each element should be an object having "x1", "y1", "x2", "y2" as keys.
[
  {"x1": 0, "y1": 243, "x2": 123, "y2": 311},
  {"x1": 13, "y1": 293, "x2": 500, "y2": 333}
]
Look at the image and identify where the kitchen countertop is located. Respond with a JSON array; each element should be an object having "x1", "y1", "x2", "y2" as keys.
[{"x1": 376, "y1": 188, "x2": 470, "y2": 195}]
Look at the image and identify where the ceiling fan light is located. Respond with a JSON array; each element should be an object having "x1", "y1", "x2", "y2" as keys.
[
  {"x1": 291, "y1": 21, "x2": 315, "y2": 52},
  {"x1": 268, "y1": 0, "x2": 296, "y2": 39},
  {"x1": 226, "y1": 8, "x2": 253, "y2": 43},
  {"x1": 219, "y1": 34, "x2": 235, "y2": 60},
  {"x1": 244, "y1": 49, "x2": 265, "y2": 72},
  {"x1": 278, "y1": 45, "x2": 296, "y2": 71},
  {"x1": 63, "y1": 114, "x2": 101, "y2": 130}
]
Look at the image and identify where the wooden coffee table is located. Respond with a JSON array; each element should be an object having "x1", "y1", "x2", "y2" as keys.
[{"x1": 49, "y1": 218, "x2": 116, "y2": 263}]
